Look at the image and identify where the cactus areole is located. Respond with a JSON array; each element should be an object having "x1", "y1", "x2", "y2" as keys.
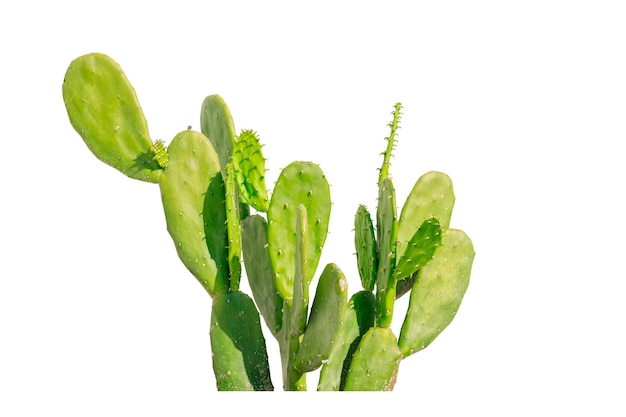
[{"x1": 63, "y1": 52, "x2": 475, "y2": 391}]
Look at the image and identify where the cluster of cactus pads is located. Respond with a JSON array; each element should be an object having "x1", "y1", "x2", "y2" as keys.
[{"x1": 62, "y1": 52, "x2": 475, "y2": 391}]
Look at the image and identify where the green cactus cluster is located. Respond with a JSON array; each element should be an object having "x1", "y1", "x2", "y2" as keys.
[{"x1": 62, "y1": 52, "x2": 475, "y2": 391}]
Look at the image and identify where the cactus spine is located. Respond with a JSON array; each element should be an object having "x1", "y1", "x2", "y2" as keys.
[{"x1": 63, "y1": 53, "x2": 474, "y2": 392}]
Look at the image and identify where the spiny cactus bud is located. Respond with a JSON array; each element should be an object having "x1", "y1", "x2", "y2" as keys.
[
  {"x1": 232, "y1": 129, "x2": 270, "y2": 212},
  {"x1": 151, "y1": 139, "x2": 169, "y2": 168}
]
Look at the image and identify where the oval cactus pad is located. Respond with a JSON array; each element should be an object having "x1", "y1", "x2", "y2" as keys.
[
  {"x1": 267, "y1": 162, "x2": 331, "y2": 303},
  {"x1": 210, "y1": 291, "x2": 273, "y2": 391},
  {"x1": 200, "y1": 94, "x2": 237, "y2": 176},
  {"x1": 354, "y1": 205, "x2": 377, "y2": 291},
  {"x1": 343, "y1": 327, "x2": 402, "y2": 391},
  {"x1": 397, "y1": 171, "x2": 455, "y2": 261},
  {"x1": 295, "y1": 263, "x2": 349, "y2": 373},
  {"x1": 62, "y1": 53, "x2": 161, "y2": 183},
  {"x1": 159, "y1": 130, "x2": 229, "y2": 297},
  {"x1": 399, "y1": 229, "x2": 474, "y2": 356}
]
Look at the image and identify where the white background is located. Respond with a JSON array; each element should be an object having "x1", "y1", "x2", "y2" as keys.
[{"x1": 1, "y1": 1, "x2": 625, "y2": 415}]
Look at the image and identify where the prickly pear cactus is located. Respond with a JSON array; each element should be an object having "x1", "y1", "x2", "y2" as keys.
[
  {"x1": 63, "y1": 53, "x2": 475, "y2": 393},
  {"x1": 341, "y1": 102, "x2": 474, "y2": 390}
]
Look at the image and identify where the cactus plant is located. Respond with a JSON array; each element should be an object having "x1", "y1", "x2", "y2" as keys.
[
  {"x1": 62, "y1": 53, "x2": 474, "y2": 392},
  {"x1": 318, "y1": 103, "x2": 475, "y2": 390}
]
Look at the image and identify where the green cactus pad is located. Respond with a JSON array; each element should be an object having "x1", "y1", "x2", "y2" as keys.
[
  {"x1": 232, "y1": 130, "x2": 270, "y2": 212},
  {"x1": 355, "y1": 205, "x2": 377, "y2": 291},
  {"x1": 398, "y1": 229, "x2": 474, "y2": 357},
  {"x1": 224, "y1": 162, "x2": 242, "y2": 292},
  {"x1": 267, "y1": 162, "x2": 331, "y2": 303},
  {"x1": 200, "y1": 94, "x2": 237, "y2": 176},
  {"x1": 295, "y1": 263, "x2": 349, "y2": 373},
  {"x1": 375, "y1": 177, "x2": 398, "y2": 328},
  {"x1": 290, "y1": 205, "x2": 310, "y2": 337},
  {"x1": 394, "y1": 218, "x2": 443, "y2": 280},
  {"x1": 278, "y1": 303, "x2": 307, "y2": 391},
  {"x1": 210, "y1": 291, "x2": 274, "y2": 391},
  {"x1": 159, "y1": 130, "x2": 229, "y2": 297},
  {"x1": 396, "y1": 171, "x2": 455, "y2": 261},
  {"x1": 343, "y1": 327, "x2": 402, "y2": 391},
  {"x1": 317, "y1": 291, "x2": 375, "y2": 391},
  {"x1": 62, "y1": 52, "x2": 162, "y2": 183},
  {"x1": 241, "y1": 215, "x2": 283, "y2": 337}
]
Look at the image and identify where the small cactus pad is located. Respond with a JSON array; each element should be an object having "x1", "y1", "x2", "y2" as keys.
[
  {"x1": 317, "y1": 291, "x2": 375, "y2": 391},
  {"x1": 241, "y1": 215, "x2": 283, "y2": 337},
  {"x1": 396, "y1": 171, "x2": 455, "y2": 261},
  {"x1": 210, "y1": 291, "x2": 274, "y2": 391},
  {"x1": 267, "y1": 161, "x2": 331, "y2": 303},
  {"x1": 375, "y1": 177, "x2": 398, "y2": 328},
  {"x1": 394, "y1": 218, "x2": 443, "y2": 280},
  {"x1": 200, "y1": 94, "x2": 237, "y2": 176},
  {"x1": 278, "y1": 303, "x2": 307, "y2": 391},
  {"x1": 343, "y1": 327, "x2": 402, "y2": 391},
  {"x1": 159, "y1": 130, "x2": 229, "y2": 297},
  {"x1": 290, "y1": 205, "x2": 310, "y2": 336},
  {"x1": 398, "y1": 229, "x2": 474, "y2": 357},
  {"x1": 232, "y1": 130, "x2": 270, "y2": 212},
  {"x1": 224, "y1": 162, "x2": 242, "y2": 292},
  {"x1": 355, "y1": 205, "x2": 377, "y2": 291},
  {"x1": 295, "y1": 263, "x2": 349, "y2": 373},
  {"x1": 62, "y1": 52, "x2": 162, "y2": 183}
]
